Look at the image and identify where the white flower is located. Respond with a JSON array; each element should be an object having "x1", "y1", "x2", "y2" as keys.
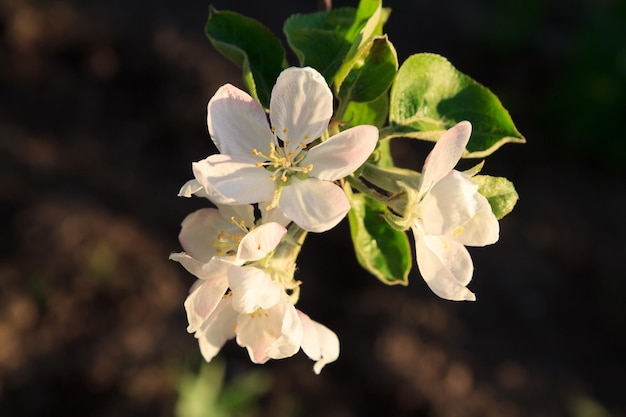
[
  {"x1": 192, "y1": 66, "x2": 379, "y2": 233},
  {"x1": 169, "y1": 205, "x2": 287, "y2": 333},
  {"x1": 194, "y1": 268, "x2": 303, "y2": 364},
  {"x1": 409, "y1": 121, "x2": 499, "y2": 301}
]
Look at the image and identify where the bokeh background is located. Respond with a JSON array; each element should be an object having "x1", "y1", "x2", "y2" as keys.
[{"x1": 1, "y1": 0, "x2": 625, "y2": 416}]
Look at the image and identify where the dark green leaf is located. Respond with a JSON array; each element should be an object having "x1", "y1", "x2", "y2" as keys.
[
  {"x1": 348, "y1": 193, "x2": 411, "y2": 285},
  {"x1": 338, "y1": 35, "x2": 398, "y2": 103},
  {"x1": 206, "y1": 6, "x2": 286, "y2": 108},
  {"x1": 388, "y1": 53, "x2": 525, "y2": 157},
  {"x1": 283, "y1": 8, "x2": 356, "y2": 82}
]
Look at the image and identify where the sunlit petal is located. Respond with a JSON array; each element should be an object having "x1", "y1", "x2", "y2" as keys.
[
  {"x1": 269, "y1": 67, "x2": 333, "y2": 143},
  {"x1": 228, "y1": 266, "x2": 283, "y2": 314},
  {"x1": 278, "y1": 178, "x2": 350, "y2": 233},
  {"x1": 420, "y1": 121, "x2": 471, "y2": 191},
  {"x1": 305, "y1": 125, "x2": 378, "y2": 181},
  {"x1": 412, "y1": 224, "x2": 476, "y2": 301},
  {"x1": 208, "y1": 84, "x2": 275, "y2": 156},
  {"x1": 237, "y1": 222, "x2": 287, "y2": 262},
  {"x1": 193, "y1": 154, "x2": 275, "y2": 204}
]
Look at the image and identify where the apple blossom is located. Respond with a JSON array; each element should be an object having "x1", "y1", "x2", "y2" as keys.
[
  {"x1": 169, "y1": 204, "x2": 287, "y2": 333},
  {"x1": 408, "y1": 121, "x2": 500, "y2": 301},
  {"x1": 192, "y1": 66, "x2": 379, "y2": 233}
]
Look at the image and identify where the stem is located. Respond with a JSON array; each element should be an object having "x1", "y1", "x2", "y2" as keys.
[{"x1": 345, "y1": 174, "x2": 390, "y2": 204}]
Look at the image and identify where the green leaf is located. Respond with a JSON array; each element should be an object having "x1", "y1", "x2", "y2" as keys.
[
  {"x1": 206, "y1": 6, "x2": 286, "y2": 108},
  {"x1": 341, "y1": 91, "x2": 389, "y2": 129},
  {"x1": 337, "y1": 35, "x2": 398, "y2": 104},
  {"x1": 388, "y1": 53, "x2": 525, "y2": 157},
  {"x1": 348, "y1": 193, "x2": 411, "y2": 285},
  {"x1": 283, "y1": 8, "x2": 356, "y2": 82},
  {"x1": 334, "y1": 0, "x2": 385, "y2": 90},
  {"x1": 472, "y1": 175, "x2": 519, "y2": 219}
]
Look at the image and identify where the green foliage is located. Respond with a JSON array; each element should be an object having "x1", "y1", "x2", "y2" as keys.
[
  {"x1": 204, "y1": 0, "x2": 524, "y2": 288},
  {"x1": 336, "y1": 35, "x2": 398, "y2": 105},
  {"x1": 175, "y1": 361, "x2": 270, "y2": 417},
  {"x1": 387, "y1": 53, "x2": 525, "y2": 157},
  {"x1": 283, "y1": 8, "x2": 356, "y2": 82},
  {"x1": 472, "y1": 175, "x2": 519, "y2": 219},
  {"x1": 205, "y1": 6, "x2": 286, "y2": 108},
  {"x1": 348, "y1": 193, "x2": 411, "y2": 285}
]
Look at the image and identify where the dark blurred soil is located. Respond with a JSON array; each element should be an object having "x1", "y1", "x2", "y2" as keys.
[{"x1": 1, "y1": 0, "x2": 625, "y2": 416}]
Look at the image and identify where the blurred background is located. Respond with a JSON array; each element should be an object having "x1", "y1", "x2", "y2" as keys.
[{"x1": 1, "y1": 0, "x2": 625, "y2": 416}]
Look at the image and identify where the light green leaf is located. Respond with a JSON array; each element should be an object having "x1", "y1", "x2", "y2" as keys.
[
  {"x1": 206, "y1": 6, "x2": 286, "y2": 108},
  {"x1": 337, "y1": 35, "x2": 398, "y2": 104},
  {"x1": 388, "y1": 53, "x2": 525, "y2": 157},
  {"x1": 472, "y1": 175, "x2": 519, "y2": 219},
  {"x1": 283, "y1": 8, "x2": 356, "y2": 82},
  {"x1": 348, "y1": 193, "x2": 411, "y2": 285}
]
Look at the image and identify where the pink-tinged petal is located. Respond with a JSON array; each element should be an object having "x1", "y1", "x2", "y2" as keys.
[
  {"x1": 228, "y1": 266, "x2": 283, "y2": 314},
  {"x1": 455, "y1": 195, "x2": 499, "y2": 247},
  {"x1": 196, "y1": 297, "x2": 238, "y2": 362},
  {"x1": 420, "y1": 121, "x2": 472, "y2": 192},
  {"x1": 412, "y1": 224, "x2": 476, "y2": 301},
  {"x1": 298, "y1": 311, "x2": 340, "y2": 374},
  {"x1": 235, "y1": 299, "x2": 286, "y2": 364},
  {"x1": 278, "y1": 178, "x2": 350, "y2": 233},
  {"x1": 304, "y1": 125, "x2": 378, "y2": 181},
  {"x1": 184, "y1": 272, "x2": 229, "y2": 333},
  {"x1": 178, "y1": 208, "x2": 227, "y2": 261},
  {"x1": 236, "y1": 293, "x2": 300, "y2": 363},
  {"x1": 269, "y1": 67, "x2": 333, "y2": 143},
  {"x1": 193, "y1": 154, "x2": 275, "y2": 204},
  {"x1": 266, "y1": 300, "x2": 303, "y2": 360},
  {"x1": 237, "y1": 222, "x2": 287, "y2": 262},
  {"x1": 207, "y1": 84, "x2": 275, "y2": 157},
  {"x1": 420, "y1": 171, "x2": 481, "y2": 236}
]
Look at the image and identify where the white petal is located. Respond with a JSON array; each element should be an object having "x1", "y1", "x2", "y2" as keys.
[
  {"x1": 420, "y1": 121, "x2": 471, "y2": 192},
  {"x1": 269, "y1": 67, "x2": 333, "y2": 143},
  {"x1": 178, "y1": 208, "x2": 227, "y2": 261},
  {"x1": 304, "y1": 125, "x2": 378, "y2": 181},
  {"x1": 420, "y1": 171, "x2": 481, "y2": 236},
  {"x1": 196, "y1": 297, "x2": 238, "y2": 362},
  {"x1": 184, "y1": 272, "x2": 229, "y2": 333},
  {"x1": 228, "y1": 266, "x2": 283, "y2": 314},
  {"x1": 237, "y1": 222, "x2": 287, "y2": 262},
  {"x1": 278, "y1": 178, "x2": 350, "y2": 233},
  {"x1": 298, "y1": 311, "x2": 340, "y2": 374},
  {"x1": 169, "y1": 252, "x2": 207, "y2": 278},
  {"x1": 265, "y1": 300, "x2": 303, "y2": 360},
  {"x1": 207, "y1": 84, "x2": 275, "y2": 157},
  {"x1": 178, "y1": 179, "x2": 208, "y2": 198},
  {"x1": 455, "y1": 194, "x2": 500, "y2": 246},
  {"x1": 412, "y1": 224, "x2": 476, "y2": 301},
  {"x1": 235, "y1": 300, "x2": 285, "y2": 364},
  {"x1": 193, "y1": 154, "x2": 275, "y2": 204}
]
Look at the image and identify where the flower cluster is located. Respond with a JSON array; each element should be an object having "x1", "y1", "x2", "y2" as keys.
[
  {"x1": 172, "y1": 67, "x2": 378, "y2": 373},
  {"x1": 172, "y1": 66, "x2": 504, "y2": 372}
]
